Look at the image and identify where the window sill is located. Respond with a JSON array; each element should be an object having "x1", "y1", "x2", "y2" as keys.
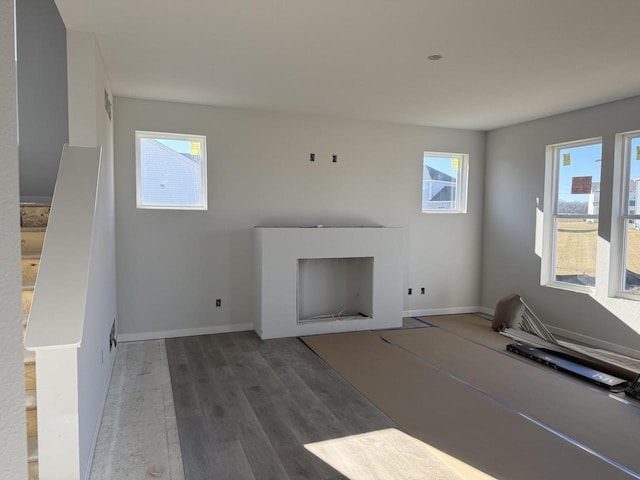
[
  {"x1": 136, "y1": 204, "x2": 208, "y2": 211},
  {"x1": 421, "y1": 210, "x2": 467, "y2": 215},
  {"x1": 613, "y1": 291, "x2": 640, "y2": 302},
  {"x1": 543, "y1": 281, "x2": 595, "y2": 296}
]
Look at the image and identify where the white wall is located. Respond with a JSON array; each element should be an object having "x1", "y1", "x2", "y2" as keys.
[
  {"x1": 483, "y1": 95, "x2": 640, "y2": 353},
  {"x1": 69, "y1": 32, "x2": 117, "y2": 480},
  {"x1": 16, "y1": 0, "x2": 68, "y2": 201},
  {"x1": 26, "y1": 30, "x2": 115, "y2": 479},
  {"x1": 114, "y1": 97, "x2": 486, "y2": 339},
  {"x1": 0, "y1": 0, "x2": 28, "y2": 477}
]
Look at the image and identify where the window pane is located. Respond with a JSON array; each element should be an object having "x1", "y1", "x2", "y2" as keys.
[
  {"x1": 422, "y1": 155, "x2": 461, "y2": 212},
  {"x1": 556, "y1": 143, "x2": 601, "y2": 216},
  {"x1": 136, "y1": 131, "x2": 207, "y2": 210},
  {"x1": 548, "y1": 140, "x2": 601, "y2": 290},
  {"x1": 554, "y1": 217, "x2": 597, "y2": 287},
  {"x1": 628, "y1": 137, "x2": 640, "y2": 214},
  {"x1": 623, "y1": 220, "x2": 640, "y2": 294}
]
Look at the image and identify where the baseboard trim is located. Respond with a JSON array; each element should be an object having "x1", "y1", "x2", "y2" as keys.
[
  {"x1": 547, "y1": 325, "x2": 640, "y2": 359},
  {"x1": 405, "y1": 307, "x2": 640, "y2": 359},
  {"x1": 403, "y1": 306, "x2": 489, "y2": 318},
  {"x1": 478, "y1": 306, "x2": 495, "y2": 316},
  {"x1": 118, "y1": 323, "x2": 255, "y2": 342}
]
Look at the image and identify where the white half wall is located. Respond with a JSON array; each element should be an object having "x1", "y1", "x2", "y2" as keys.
[
  {"x1": 25, "y1": 28, "x2": 116, "y2": 469},
  {"x1": 114, "y1": 97, "x2": 486, "y2": 337},
  {"x1": 483, "y1": 95, "x2": 640, "y2": 352},
  {"x1": 0, "y1": 0, "x2": 28, "y2": 477},
  {"x1": 64, "y1": 31, "x2": 116, "y2": 480}
]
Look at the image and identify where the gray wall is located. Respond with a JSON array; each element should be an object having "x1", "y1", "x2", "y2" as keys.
[
  {"x1": 16, "y1": 0, "x2": 68, "y2": 201},
  {"x1": 0, "y1": 0, "x2": 28, "y2": 476},
  {"x1": 114, "y1": 97, "x2": 486, "y2": 338},
  {"x1": 483, "y1": 95, "x2": 640, "y2": 352}
]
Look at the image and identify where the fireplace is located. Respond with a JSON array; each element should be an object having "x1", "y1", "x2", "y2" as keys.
[
  {"x1": 297, "y1": 256, "x2": 374, "y2": 324},
  {"x1": 254, "y1": 226, "x2": 403, "y2": 339}
]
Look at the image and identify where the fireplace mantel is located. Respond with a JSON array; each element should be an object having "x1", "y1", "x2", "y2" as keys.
[{"x1": 254, "y1": 226, "x2": 404, "y2": 339}]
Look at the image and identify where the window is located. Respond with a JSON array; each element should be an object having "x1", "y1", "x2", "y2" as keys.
[
  {"x1": 135, "y1": 131, "x2": 207, "y2": 210},
  {"x1": 618, "y1": 132, "x2": 640, "y2": 296},
  {"x1": 543, "y1": 138, "x2": 602, "y2": 290},
  {"x1": 422, "y1": 152, "x2": 468, "y2": 213}
]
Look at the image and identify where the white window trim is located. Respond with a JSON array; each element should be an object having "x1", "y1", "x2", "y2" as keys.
[
  {"x1": 541, "y1": 137, "x2": 601, "y2": 294},
  {"x1": 135, "y1": 130, "x2": 208, "y2": 210},
  {"x1": 612, "y1": 130, "x2": 640, "y2": 300},
  {"x1": 421, "y1": 152, "x2": 469, "y2": 214}
]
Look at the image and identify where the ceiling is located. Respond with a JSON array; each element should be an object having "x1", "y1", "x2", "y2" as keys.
[{"x1": 55, "y1": 0, "x2": 640, "y2": 131}]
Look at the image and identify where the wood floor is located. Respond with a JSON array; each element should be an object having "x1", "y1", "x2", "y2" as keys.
[
  {"x1": 167, "y1": 316, "x2": 640, "y2": 480},
  {"x1": 165, "y1": 331, "x2": 399, "y2": 480}
]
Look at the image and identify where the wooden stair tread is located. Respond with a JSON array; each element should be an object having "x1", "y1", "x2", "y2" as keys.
[
  {"x1": 21, "y1": 232, "x2": 45, "y2": 257},
  {"x1": 26, "y1": 390, "x2": 37, "y2": 410},
  {"x1": 20, "y1": 204, "x2": 45, "y2": 479},
  {"x1": 20, "y1": 226, "x2": 46, "y2": 233},
  {"x1": 21, "y1": 256, "x2": 40, "y2": 286},
  {"x1": 27, "y1": 436, "x2": 38, "y2": 463},
  {"x1": 24, "y1": 348, "x2": 35, "y2": 365}
]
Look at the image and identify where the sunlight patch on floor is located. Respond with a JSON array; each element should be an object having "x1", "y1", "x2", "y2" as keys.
[{"x1": 305, "y1": 428, "x2": 496, "y2": 480}]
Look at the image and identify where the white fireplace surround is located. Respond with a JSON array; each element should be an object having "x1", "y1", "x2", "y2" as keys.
[{"x1": 254, "y1": 226, "x2": 404, "y2": 339}]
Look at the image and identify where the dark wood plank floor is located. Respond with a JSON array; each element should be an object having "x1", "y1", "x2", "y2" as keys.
[{"x1": 166, "y1": 331, "x2": 398, "y2": 480}]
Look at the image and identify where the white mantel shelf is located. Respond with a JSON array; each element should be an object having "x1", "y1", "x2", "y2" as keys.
[{"x1": 254, "y1": 226, "x2": 404, "y2": 339}]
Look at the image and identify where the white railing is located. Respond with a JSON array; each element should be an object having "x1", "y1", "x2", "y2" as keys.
[
  {"x1": 25, "y1": 145, "x2": 99, "y2": 349},
  {"x1": 24, "y1": 144, "x2": 117, "y2": 480}
]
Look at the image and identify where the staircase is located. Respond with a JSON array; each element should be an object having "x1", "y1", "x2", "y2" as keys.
[{"x1": 21, "y1": 203, "x2": 50, "y2": 480}]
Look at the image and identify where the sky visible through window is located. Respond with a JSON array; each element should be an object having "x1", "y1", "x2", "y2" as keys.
[
  {"x1": 424, "y1": 155, "x2": 458, "y2": 179},
  {"x1": 557, "y1": 143, "x2": 602, "y2": 204},
  {"x1": 156, "y1": 139, "x2": 193, "y2": 156},
  {"x1": 630, "y1": 137, "x2": 640, "y2": 182}
]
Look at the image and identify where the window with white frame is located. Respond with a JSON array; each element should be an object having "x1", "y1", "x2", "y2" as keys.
[
  {"x1": 542, "y1": 138, "x2": 602, "y2": 290},
  {"x1": 422, "y1": 152, "x2": 468, "y2": 213},
  {"x1": 617, "y1": 131, "x2": 640, "y2": 296},
  {"x1": 135, "y1": 131, "x2": 207, "y2": 210}
]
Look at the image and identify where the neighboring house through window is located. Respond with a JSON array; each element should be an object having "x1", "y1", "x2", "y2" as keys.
[
  {"x1": 422, "y1": 152, "x2": 468, "y2": 213},
  {"x1": 136, "y1": 131, "x2": 207, "y2": 210}
]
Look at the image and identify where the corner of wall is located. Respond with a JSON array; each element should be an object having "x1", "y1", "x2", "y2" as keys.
[{"x1": 0, "y1": 0, "x2": 29, "y2": 477}]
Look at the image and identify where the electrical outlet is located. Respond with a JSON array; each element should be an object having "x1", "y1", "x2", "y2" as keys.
[
  {"x1": 421, "y1": 287, "x2": 425, "y2": 295},
  {"x1": 310, "y1": 153, "x2": 315, "y2": 162},
  {"x1": 408, "y1": 288, "x2": 412, "y2": 295},
  {"x1": 216, "y1": 299, "x2": 222, "y2": 307},
  {"x1": 332, "y1": 154, "x2": 338, "y2": 163}
]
